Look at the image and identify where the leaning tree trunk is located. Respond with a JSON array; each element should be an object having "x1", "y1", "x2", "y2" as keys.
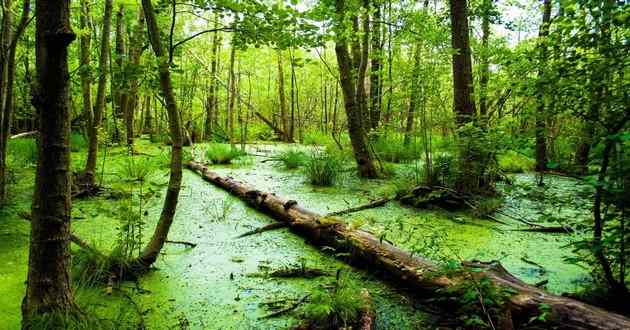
[
  {"x1": 135, "y1": 0, "x2": 183, "y2": 268},
  {"x1": 187, "y1": 161, "x2": 630, "y2": 330},
  {"x1": 0, "y1": 0, "x2": 31, "y2": 202},
  {"x1": 334, "y1": 0, "x2": 378, "y2": 178},
  {"x1": 22, "y1": 0, "x2": 78, "y2": 326},
  {"x1": 83, "y1": 0, "x2": 113, "y2": 186}
]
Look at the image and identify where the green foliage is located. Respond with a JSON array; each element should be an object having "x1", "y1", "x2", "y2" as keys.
[
  {"x1": 277, "y1": 149, "x2": 307, "y2": 169},
  {"x1": 471, "y1": 197, "x2": 504, "y2": 218},
  {"x1": 301, "y1": 273, "x2": 365, "y2": 328},
  {"x1": 7, "y1": 138, "x2": 37, "y2": 167},
  {"x1": 70, "y1": 132, "x2": 87, "y2": 152},
  {"x1": 205, "y1": 143, "x2": 245, "y2": 164},
  {"x1": 372, "y1": 135, "x2": 421, "y2": 163},
  {"x1": 304, "y1": 151, "x2": 342, "y2": 186},
  {"x1": 497, "y1": 151, "x2": 535, "y2": 173},
  {"x1": 119, "y1": 156, "x2": 155, "y2": 182}
]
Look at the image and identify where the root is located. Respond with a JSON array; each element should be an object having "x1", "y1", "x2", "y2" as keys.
[{"x1": 261, "y1": 294, "x2": 310, "y2": 319}]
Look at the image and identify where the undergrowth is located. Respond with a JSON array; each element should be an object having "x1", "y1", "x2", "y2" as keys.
[
  {"x1": 304, "y1": 151, "x2": 342, "y2": 186},
  {"x1": 205, "y1": 143, "x2": 245, "y2": 164}
]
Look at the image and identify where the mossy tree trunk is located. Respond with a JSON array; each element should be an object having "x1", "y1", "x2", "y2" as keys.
[
  {"x1": 135, "y1": 0, "x2": 183, "y2": 267},
  {"x1": 22, "y1": 0, "x2": 78, "y2": 325}
]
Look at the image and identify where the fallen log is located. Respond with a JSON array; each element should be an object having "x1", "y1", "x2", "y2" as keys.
[{"x1": 186, "y1": 161, "x2": 630, "y2": 329}]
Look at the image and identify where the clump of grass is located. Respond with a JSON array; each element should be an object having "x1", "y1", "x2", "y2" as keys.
[
  {"x1": 278, "y1": 149, "x2": 307, "y2": 169},
  {"x1": 301, "y1": 273, "x2": 366, "y2": 328},
  {"x1": 119, "y1": 156, "x2": 155, "y2": 182},
  {"x1": 205, "y1": 143, "x2": 244, "y2": 164},
  {"x1": 304, "y1": 151, "x2": 342, "y2": 186},
  {"x1": 497, "y1": 150, "x2": 534, "y2": 173}
]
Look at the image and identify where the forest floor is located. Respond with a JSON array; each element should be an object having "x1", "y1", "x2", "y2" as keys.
[{"x1": 0, "y1": 137, "x2": 594, "y2": 329}]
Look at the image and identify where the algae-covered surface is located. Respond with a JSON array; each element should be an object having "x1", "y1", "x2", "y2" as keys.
[{"x1": 0, "y1": 140, "x2": 593, "y2": 329}]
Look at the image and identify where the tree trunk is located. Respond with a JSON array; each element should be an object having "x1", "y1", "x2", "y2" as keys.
[
  {"x1": 227, "y1": 39, "x2": 237, "y2": 147},
  {"x1": 125, "y1": 8, "x2": 146, "y2": 146},
  {"x1": 479, "y1": 0, "x2": 491, "y2": 122},
  {"x1": 334, "y1": 0, "x2": 378, "y2": 178},
  {"x1": 369, "y1": 0, "x2": 382, "y2": 130},
  {"x1": 22, "y1": 0, "x2": 77, "y2": 325},
  {"x1": 276, "y1": 50, "x2": 290, "y2": 142},
  {"x1": 0, "y1": 0, "x2": 31, "y2": 202},
  {"x1": 115, "y1": 5, "x2": 131, "y2": 147},
  {"x1": 535, "y1": 0, "x2": 551, "y2": 172},
  {"x1": 404, "y1": 42, "x2": 421, "y2": 146},
  {"x1": 79, "y1": 0, "x2": 92, "y2": 150},
  {"x1": 450, "y1": 0, "x2": 476, "y2": 126},
  {"x1": 143, "y1": 95, "x2": 152, "y2": 134},
  {"x1": 574, "y1": 121, "x2": 594, "y2": 175},
  {"x1": 187, "y1": 161, "x2": 630, "y2": 330},
  {"x1": 84, "y1": 0, "x2": 113, "y2": 186},
  {"x1": 135, "y1": 0, "x2": 183, "y2": 268},
  {"x1": 204, "y1": 15, "x2": 220, "y2": 141}
]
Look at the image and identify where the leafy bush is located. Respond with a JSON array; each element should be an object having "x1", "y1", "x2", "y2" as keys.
[
  {"x1": 304, "y1": 152, "x2": 341, "y2": 186},
  {"x1": 498, "y1": 151, "x2": 534, "y2": 173},
  {"x1": 278, "y1": 149, "x2": 307, "y2": 169},
  {"x1": 205, "y1": 143, "x2": 244, "y2": 164},
  {"x1": 372, "y1": 135, "x2": 421, "y2": 163}
]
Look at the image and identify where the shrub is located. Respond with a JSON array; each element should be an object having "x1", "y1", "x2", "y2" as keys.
[
  {"x1": 205, "y1": 143, "x2": 244, "y2": 164},
  {"x1": 304, "y1": 152, "x2": 341, "y2": 186},
  {"x1": 498, "y1": 150, "x2": 535, "y2": 173},
  {"x1": 278, "y1": 149, "x2": 307, "y2": 169},
  {"x1": 372, "y1": 135, "x2": 422, "y2": 163}
]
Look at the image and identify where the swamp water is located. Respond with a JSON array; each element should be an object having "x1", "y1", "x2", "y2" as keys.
[{"x1": 0, "y1": 141, "x2": 592, "y2": 329}]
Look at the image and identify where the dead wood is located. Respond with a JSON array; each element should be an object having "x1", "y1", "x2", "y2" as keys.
[
  {"x1": 326, "y1": 197, "x2": 393, "y2": 216},
  {"x1": 236, "y1": 222, "x2": 288, "y2": 238},
  {"x1": 165, "y1": 240, "x2": 197, "y2": 248},
  {"x1": 187, "y1": 161, "x2": 630, "y2": 330}
]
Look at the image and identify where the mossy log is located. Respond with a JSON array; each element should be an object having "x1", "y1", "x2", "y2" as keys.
[{"x1": 187, "y1": 161, "x2": 630, "y2": 330}]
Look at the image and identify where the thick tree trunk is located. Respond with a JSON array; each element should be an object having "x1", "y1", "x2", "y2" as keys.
[
  {"x1": 334, "y1": 0, "x2": 378, "y2": 178},
  {"x1": 0, "y1": 0, "x2": 30, "y2": 202},
  {"x1": 84, "y1": 0, "x2": 113, "y2": 186},
  {"x1": 136, "y1": 0, "x2": 183, "y2": 267},
  {"x1": 187, "y1": 161, "x2": 630, "y2": 330},
  {"x1": 22, "y1": 0, "x2": 77, "y2": 325},
  {"x1": 450, "y1": 0, "x2": 476, "y2": 126},
  {"x1": 276, "y1": 50, "x2": 290, "y2": 142},
  {"x1": 535, "y1": 0, "x2": 551, "y2": 172}
]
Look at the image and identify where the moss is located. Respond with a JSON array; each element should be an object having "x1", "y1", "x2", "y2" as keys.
[{"x1": 498, "y1": 151, "x2": 535, "y2": 173}]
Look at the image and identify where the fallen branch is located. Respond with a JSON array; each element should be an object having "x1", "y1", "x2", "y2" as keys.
[
  {"x1": 261, "y1": 294, "x2": 310, "y2": 319},
  {"x1": 187, "y1": 161, "x2": 630, "y2": 329},
  {"x1": 18, "y1": 211, "x2": 99, "y2": 254},
  {"x1": 326, "y1": 197, "x2": 393, "y2": 216},
  {"x1": 10, "y1": 130, "x2": 38, "y2": 139},
  {"x1": 165, "y1": 240, "x2": 197, "y2": 248},
  {"x1": 236, "y1": 222, "x2": 288, "y2": 238}
]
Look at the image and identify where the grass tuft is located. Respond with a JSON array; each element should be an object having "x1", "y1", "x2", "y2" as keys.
[
  {"x1": 205, "y1": 143, "x2": 245, "y2": 164},
  {"x1": 277, "y1": 149, "x2": 307, "y2": 169},
  {"x1": 304, "y1": 151, "x2": 342, "y2": 186}
]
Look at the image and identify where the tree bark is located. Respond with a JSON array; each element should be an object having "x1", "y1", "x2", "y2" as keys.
[
  {"x1": 187, "y1": 161, "x2": 630, "y2": 330},
  {"x1": 79, "y1": 0, "x2": 92, "y2": 147},
  {"x1": 136, "y1": 0, "x2": 183, "y2": 268},
  {"x1": 22, "y1": 0, "x2": 77, "y2": 325},
  {"x1": 227, "y1": 38, "x2": 237, "y2": 147},
  {"x1": 404, "y1": 42, "x2": 421, "y2": 146},
  {"x1": 479, "y1": 0, "x2": 491, "y2": 122},
  {"x1": 84, "y1": 0, "x2": 113, "y2": 186},
  {"x1": 334, "y1": 0, "x2": 378, "y2": 178},
  {"x1": 535, "y1": 0, "x2": 552, "y2": 172},
  {"x1": 114, "y1": 5, "x2": 131, "y2": 147}
]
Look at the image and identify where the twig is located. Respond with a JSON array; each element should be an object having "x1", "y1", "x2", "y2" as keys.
[
  {"x1": 165, "y1": 240, "x2": 197, "y2": 248},
  {"x1": 260, "y1": 294, "x2": 310, "y2": 319},
  {"x1": 326, "y1": 197, "x2": 393, "y2": 216},
  {"x1": 236, "y1": 222, "x2": 288, "y2": 238}
]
